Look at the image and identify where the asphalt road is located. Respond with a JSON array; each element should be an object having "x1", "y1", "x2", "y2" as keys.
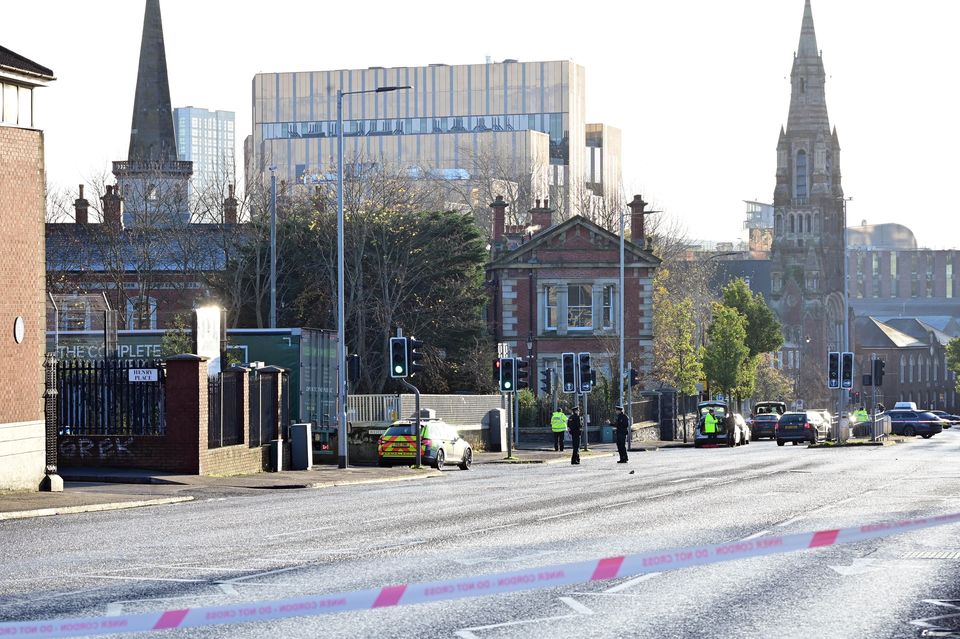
[{"x1": 3, "y1": 430, "x2": 960, "y2": 638}]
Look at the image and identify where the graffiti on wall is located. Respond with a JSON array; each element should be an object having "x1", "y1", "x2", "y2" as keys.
[{"x1": 59, "y1": 437, "x2": 136, "y2": 459}]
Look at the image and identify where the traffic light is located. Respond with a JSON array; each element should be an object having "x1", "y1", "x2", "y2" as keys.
[
  {"x1": 493, "y1": 358, "x2": 501, "y2": 383},
  {"x1": 347, "y1": 354, "x2": 361, "y2": 385},
  {"x1": 407, "y1": 337, "x2": 425, "y2": 376},
  {"x1": 499, "y1": 357, "x2": 515, "y2": 392},
  {"x1": 515, "y1": 358, "x2": 529, "y2": 390},
  {"x1": 873, "y1": 358, "x2": 886, "y2": 386},
  {"x1": 578, "y1": 352, "x2": 592, "y2": 393},
  {"x1": 628, "y1": 368, "x2": 640, "y2": 386},
  {"x1": 540, "y1": 368, "x2": 553, "y2": 395},
  {"x1": 828, "y1": 351, "x2": 840, "y2": 389},
  {"x1": 841, "y1": 352, "x2": 854, "y2": 389},
  {"x1": 389, "y1": 337, "x2": 408, "y2": 378},
  {"x1": 561, "y1": 352, "x2": 576, "y2": 393}
]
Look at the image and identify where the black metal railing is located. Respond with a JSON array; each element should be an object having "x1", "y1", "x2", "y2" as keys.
[
  {"x1": 57, "y1": 359, "x2": 165, "y2": 436},
  {"x1": 208, "y1": 372, "x2": 243, "y2": 449}
]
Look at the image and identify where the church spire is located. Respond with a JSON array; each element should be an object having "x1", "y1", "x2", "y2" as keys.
[
  {"x1": 797, "y1": 0, "x2": 819, "y2": 59},
  {"x1": 786, "y1": 0, "x2": 829, "y2": 135},
  {"x1": 128, "y1": 0, "x2": 177, "y2": 162}
]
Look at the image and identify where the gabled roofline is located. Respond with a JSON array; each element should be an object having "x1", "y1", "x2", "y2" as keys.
[{"x1": 488, "y1": 214, "x2": 661, "y2": 269}]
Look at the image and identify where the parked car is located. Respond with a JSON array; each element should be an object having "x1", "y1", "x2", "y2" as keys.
[
  {"x1": 694, "y1": 401, "x2": 750, "y2": 448},
  {"x1": 930, "y1": 411, "x2": 960, "y2": 427},
  {"x1": 882, "y1": 410, "x2": 944, "y2": 438},
  {"x1": 377, "y1": 420, "x2": 472, "y2": 469},
  {"x1": 753, "y1": 401, "x2": 787, "y2": 418},
  {"x1": 750, "y1": 413, "x2": 780, "y2": 440},
  {"x1": 776, "y1": 411, "x2": 828, "y2": 446}
]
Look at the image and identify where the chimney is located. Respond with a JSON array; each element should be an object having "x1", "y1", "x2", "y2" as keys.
[
  {"x1": 628, "y1": 194, "x2": 648, "y2": 245},
  {"x1": 223, "y1": 183, "x2": 238, "y2": 224},
  {"x1": 529, "y1": 198, "x2": 553, "y2": 231},
  {"x1": 101, "y1": 184, "x2": 123, "y2": 231},
  {"x1": 74, "y1": 184, "x2": 89, "y2": 224},
  {"x1": 491, "y1": 195, "x2": 507, "y2": 241}
]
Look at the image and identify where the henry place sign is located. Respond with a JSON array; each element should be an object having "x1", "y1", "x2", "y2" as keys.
[{"x1": 128, "y1": 368, "x2": 159, "y2": 382}]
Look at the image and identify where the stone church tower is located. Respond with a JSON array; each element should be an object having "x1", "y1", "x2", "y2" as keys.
[
  {"x1": 770, "y1": 0, "x2": 846, "y2": 405},
  {"x1": 113, "y1": 0, "x2": 192, "y2": 227}
]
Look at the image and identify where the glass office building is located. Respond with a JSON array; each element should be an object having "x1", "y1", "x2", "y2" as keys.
[
  {"x1": 174, "y1": 106, "x2": 235, "y2": 203},
  {"x1": 248, "y1": 60, "x2": 620, "y2": 219}
]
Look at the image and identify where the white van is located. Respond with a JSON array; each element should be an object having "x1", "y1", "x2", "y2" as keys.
[{"x1": 893, "y1": 401, "x2": 918, "y2": 410}]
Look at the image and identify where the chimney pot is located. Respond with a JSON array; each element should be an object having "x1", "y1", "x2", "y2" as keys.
[{"x1": 491, "y1": 195, "x2": 508, "y2": 241}]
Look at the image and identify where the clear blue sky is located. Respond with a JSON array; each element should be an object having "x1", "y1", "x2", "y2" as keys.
[{"x1": 5, "y1": 0, "x2": 958, "y2": 248}]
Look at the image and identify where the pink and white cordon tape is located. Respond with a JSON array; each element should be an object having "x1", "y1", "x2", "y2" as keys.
[{"x1": 3, "y1": 510, "x2": 959, "y2": 637}]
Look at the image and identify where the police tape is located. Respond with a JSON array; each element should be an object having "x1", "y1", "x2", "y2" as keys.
[{"x1": 3, "y1": 510, "x2": 960, "y2": 637}]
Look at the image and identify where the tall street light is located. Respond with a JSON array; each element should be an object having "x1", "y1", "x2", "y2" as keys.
[
  {"x1": 269, "y1": 165, "x2": 277, "y2": 329},
  {"x1": 336, "y1": 85, "x2": 411, "y2": 469}
]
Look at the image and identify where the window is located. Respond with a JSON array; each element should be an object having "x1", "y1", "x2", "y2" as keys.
[
  {"x1": 772, "y1": 273, "x2": 783, "y2": 293},
  {"x1": 795, "y1": 150, "x2": 807, "y2": 199},
  {"x1": 789, "y1": 214, "x2": 795, "y2": 234},
  {"x1": 948, "y1": 264, "x2": 954, "y2": 298},
  {"x1": 544, "y1": 286, "x2": 558, "y2": 330},
  {"x1": 62, "y1": 301, "x2": 89, "y2": 331},
  {"x1": 146, "y1": 184, "x2": 158, "y2": 201},
  {"x1": 127, "y1": 297, "x2": 157, "y2": 330},
  {"x1": 567, "y1": 284, "x2": 592, "y2": 330},
  {"x1": 602, "y1": 285, "x2": 615, "y2": 330},
  {"x1": 890, "y1": 252, "x2": 898, "y2": 297}
]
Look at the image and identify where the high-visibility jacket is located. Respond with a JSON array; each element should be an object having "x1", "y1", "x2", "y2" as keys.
[
  {"x1": 704, "y1": 413, "x2": 718, "y2": 433},
  {"x1": 855, "y1": 409, "x2": 869, "y2": 423},
  {"x1": 551, "y1": 412, "x2": 567, "y2": 432}
]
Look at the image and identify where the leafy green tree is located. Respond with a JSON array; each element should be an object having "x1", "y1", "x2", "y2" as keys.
[
  {"x1": 160, "y1": 314, "x2": 193, "y2": 358},
  {"x1": 948, "y1": 338, "x2": 960, "y2": 393},
  {"x1": 702, "y1": 303, "x2": 750, "y2": 403},
  {"x1": 721, "y1": 278, "x2": 784, "y2": 358}
]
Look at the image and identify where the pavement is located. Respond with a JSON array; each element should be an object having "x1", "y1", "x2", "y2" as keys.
[{"x1": 0, "y1": 440, "x2": 692, "y2": 521}]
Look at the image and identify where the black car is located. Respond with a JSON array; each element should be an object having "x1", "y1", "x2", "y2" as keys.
[
  {"x1": 930, "y1": 411, "x2": 960, "y2": 427},
  {"x1": 750, "y1": 413, "x2": 780, "y2": 440},
  {"x1": 882, "y1": 410, "x2": 944, "y2": 438}
]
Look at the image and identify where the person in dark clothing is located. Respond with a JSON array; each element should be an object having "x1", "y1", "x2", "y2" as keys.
[
  {"x1": 568, "y1": 406, "x2": 583, "y2": 464},
  {"x1": 615, "y1": 405, "x2": 629, "y2": 463}
]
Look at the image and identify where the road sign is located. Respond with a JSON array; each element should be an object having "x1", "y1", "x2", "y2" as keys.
[{"x1": 128, "y1": 368, "x2": 158, "y2": 382}]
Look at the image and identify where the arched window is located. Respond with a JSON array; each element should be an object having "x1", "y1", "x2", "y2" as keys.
[
  {"x1": 789, "y1": 214, "x2": 796, "y2": 234},
  {"x1": 795, "y1": 150, "x2": 808, "y2": 199},
  {"x1": 909, "y1": 355, "x2": 915, "y2": 383},
  {"x1": 900, "y1": 356, "x2": 905, "y2": 383},
  {"x1": 775, "y1": 214, "x2": 783, "y2": 236},
  {"x1": 805, "y1": 214, "x2": 811, "y2": 234},
  {"x1": 814, "y1": 213, "x2": 820, "y2": 234}
]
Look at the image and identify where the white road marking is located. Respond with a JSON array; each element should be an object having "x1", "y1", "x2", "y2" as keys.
[
  {"x1": 599, "y1": 499, "x2": 638, "y2": 510},
  {"x1": 776, "y1": 515, "x2": 805, "y2": 527},
  {"x1": 558, "y1": 597, "x2": 594, "y2": 614},
  {"x1": 740, "y1": 529, "x2": 772, "y2": 541},
  {"x1": 538, "y1": 510, "x2": 586, "y2": 522},
  {"x1": 265, "y1": 526, "x2": 333, "y2": 538},
  {"x1": 603, "y1": 572, "x2": 660, "y2": 593},
  {"x1": 218, "y1": 565, "x2": 305, "y2": 584},
  {"x1": 668, "y1": 478, "x2": 694, "y2": 484}
]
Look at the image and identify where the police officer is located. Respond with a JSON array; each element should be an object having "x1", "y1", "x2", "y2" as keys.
[
  {"x1": 568, "y1": 406, "x2": 583, "y2": 465},
  {"x1": 550, "y1": 409, "x2": 567, "y2": 451},
  {"x1": 704, "y1": 408, "x2": 718, "y2": 434},
  {"x1": 615, "y1": 405, "x2": 629, "y2": 463}
]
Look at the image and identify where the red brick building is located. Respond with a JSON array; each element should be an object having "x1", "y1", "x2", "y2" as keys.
[
  {"x1": 487, "y1": 195, "x2": 661, "y2": 391},
  {"x1": 0, "y1": 45, "x2": 55, "y2": 490}
]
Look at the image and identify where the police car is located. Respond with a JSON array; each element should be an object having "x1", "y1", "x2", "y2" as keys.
[{"x1": 377, "y1": 419, "x2": 472, "y2": 470}]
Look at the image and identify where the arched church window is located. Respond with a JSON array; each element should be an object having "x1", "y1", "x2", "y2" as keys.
[
  {"x1": 909, "y1": 355, "x2": 915, "y2": 383},
  {"x1": 814, "y1": 213, "x2": 820, "y2": 234},
  {"x1": 805, "y1": 214, "x2": 811, "y2": 234},
  {"x1": 795, "y1": 151, "x2": 807, "y2": 199},
  {"x1": 789, "y1": 214, "x2": 796, "y2": 233}
]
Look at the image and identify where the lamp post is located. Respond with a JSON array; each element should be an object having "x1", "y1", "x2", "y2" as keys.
[
  {"x1": 619, "y1": 205, "x2": 625, "y2": 408},
  {"x1": 336, "y1": 85, "x2": 411, "y2": 469},
  {"x1": 269, "y1": 165, "x2": 277, "y2": 329}
]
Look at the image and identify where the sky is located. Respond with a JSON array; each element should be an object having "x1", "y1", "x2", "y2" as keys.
[{"x1": 4, "y1": 0, "x2": 960, "y2": 249}]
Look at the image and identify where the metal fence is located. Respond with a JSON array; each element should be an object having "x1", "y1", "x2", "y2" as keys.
[
  {"x1": 248, "y1": 370, "x2": 284, "y2": 447},
  {"x1": 57, "y1": 359, "x2": 165, "y2": 436},
  {"x1": 208, "y1": 372, "x2": 244, "y2": 449}
]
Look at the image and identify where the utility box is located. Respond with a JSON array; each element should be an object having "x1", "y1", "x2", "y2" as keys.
[
  {"x1": 290, "y1": 423, "x2": 313, "y2": 470},
  {"x1": 312, "y1": 426, "x2": 338, "y2": 464},
  {"x1": 487, "y1": 408, "x2": 508, "y2": 452},
  {"x1": 269, "y1": 438, "x2": 283, "y2": 472}
]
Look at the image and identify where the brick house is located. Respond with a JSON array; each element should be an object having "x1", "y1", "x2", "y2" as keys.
[
  {"x1": 0, "y1": 44, "x2": 55, "y2": 490},
  {"x1": 487, "y1": 195, "x2": 661, "y2": 392}
]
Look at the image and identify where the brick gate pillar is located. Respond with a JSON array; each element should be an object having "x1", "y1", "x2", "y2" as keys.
[{"x1": 165, "y1": 354, "x2": 209, "y2": 474}]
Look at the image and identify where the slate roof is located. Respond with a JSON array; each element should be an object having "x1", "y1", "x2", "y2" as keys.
[
  {"x1": 0, "y1": 44, "x2": 54, "y2": 80},
  {"x1": 46, "y1": 223, "x2": 232, "y2": 273},
  {"x1": 883, "y1": 318, "x2": 954, "y2": 347}
]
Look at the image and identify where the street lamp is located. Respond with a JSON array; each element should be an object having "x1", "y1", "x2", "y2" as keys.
[
  {"x1": 269, "y1": 165, "x2": 277, "y2": 329},
  {"x1": 336, "y1": 85, "x2": 411, "y2": 469}
]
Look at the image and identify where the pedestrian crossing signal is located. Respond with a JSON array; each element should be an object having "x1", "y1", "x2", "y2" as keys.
[
  {"x1": 827, "y1": 351, "x2": 840, "y2": 389},
  {"x1": 561, "y1": 353, "x2": 576, "y2": 393}
]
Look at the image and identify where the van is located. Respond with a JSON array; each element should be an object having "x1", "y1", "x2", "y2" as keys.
[{"x1": 893, "y1": 401, "x2": 918, "y2": 411}]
